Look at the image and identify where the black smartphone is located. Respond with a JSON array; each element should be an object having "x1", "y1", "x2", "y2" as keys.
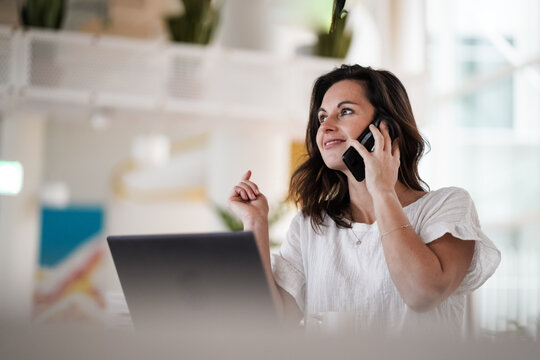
[{"x1": 342, "y1": 114, "x2": 397, "y2": 182}]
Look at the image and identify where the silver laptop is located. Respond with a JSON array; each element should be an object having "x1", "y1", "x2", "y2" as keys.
[{"x1": 107, "y1": 231, "x2": 277, "y2": 331}]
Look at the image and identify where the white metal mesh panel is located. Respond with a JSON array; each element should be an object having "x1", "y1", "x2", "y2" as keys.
[
  {"x1": 167, "y1": 48, "x2": 207, "y2": 101},
  {"x1": 27, "y1": 33, "x2": 170, "y2": 99},
  {"x1": 0, "y1": 29, "x2": 12, "y2": 92}
]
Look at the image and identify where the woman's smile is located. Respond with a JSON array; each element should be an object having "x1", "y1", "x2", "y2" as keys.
[{"x1": 323, "y1": 138, "x2": 346, "y2": 149}]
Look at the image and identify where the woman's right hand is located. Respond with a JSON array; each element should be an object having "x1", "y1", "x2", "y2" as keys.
[
  {"x1": 229, "y1": 172, "x2": 288, "y2": 319},
  {"x1": 227, "y1": 170, "x2": 269, "y2": 229}
]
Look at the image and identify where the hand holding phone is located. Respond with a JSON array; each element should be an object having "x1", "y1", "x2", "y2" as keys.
[{"x1": 342, "y1": 115, "x2": 397, "y2": 182}]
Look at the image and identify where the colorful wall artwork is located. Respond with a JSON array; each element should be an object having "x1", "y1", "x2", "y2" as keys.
[{"x1": 34, "y1": 206, "x2": 107, "y2": 324}]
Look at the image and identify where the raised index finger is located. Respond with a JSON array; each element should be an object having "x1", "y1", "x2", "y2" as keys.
[{"x1": 241, "y1": 170, "x2": 252, "y2": 181}]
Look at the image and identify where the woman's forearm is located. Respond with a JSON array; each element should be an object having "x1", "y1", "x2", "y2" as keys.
[
  {"x1": 372, "y1": 191, "x2": 447, "y2": 311},
  {"x1": 243, "y1": 218, "x2": 286, "y2": 318}
]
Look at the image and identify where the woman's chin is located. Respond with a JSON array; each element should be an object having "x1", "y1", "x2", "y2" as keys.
[{"x1": 324, "y1": 161, "x2": 348, "y2": 173}]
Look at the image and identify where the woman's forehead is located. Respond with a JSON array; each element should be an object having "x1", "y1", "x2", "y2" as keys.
[{"x1": 321, "y1": 80, "x2": 367, "y2": 106}]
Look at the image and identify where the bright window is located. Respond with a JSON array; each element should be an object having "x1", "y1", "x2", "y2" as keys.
[{"x1": 426, "y1": 0, "x2": 540, "y2": 339}]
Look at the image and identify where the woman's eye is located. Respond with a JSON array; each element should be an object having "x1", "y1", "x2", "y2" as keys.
[
  {"x1": 318, "y1": 115, "x2": 327, "y2": 123},
  {"x1": 341, "y1": 108, "x2": 353, "y2": 116}
]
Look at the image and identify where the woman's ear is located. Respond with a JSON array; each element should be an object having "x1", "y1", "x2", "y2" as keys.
[{"x1": 392, "y1": 137, "x2": 401, "y2": 159}]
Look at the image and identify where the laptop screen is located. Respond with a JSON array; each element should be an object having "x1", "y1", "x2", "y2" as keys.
[{"x1": 107, "y1": 231, "x2": 277, "y2": 331}]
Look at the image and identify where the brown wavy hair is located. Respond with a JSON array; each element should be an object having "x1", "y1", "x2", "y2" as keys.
[{"x1": 288, "y1": 64, "x2": 429, "y2": 231}]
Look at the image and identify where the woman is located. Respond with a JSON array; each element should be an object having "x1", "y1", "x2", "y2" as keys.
[{"x1": 227, "y1": 65, "x2": 500, "y2": 334}]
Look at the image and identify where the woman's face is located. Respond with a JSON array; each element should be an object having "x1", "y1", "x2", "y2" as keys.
[{"x1": 315, "y1": 80, "x2": 375, "y2": 172}]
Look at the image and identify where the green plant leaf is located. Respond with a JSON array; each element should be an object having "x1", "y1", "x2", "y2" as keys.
[
  {"x1": 329, "y1": 0, "x2": 346, "y2": 33},
  {"x1": 166, "y1": 0, "x2": 220, "y2": 45},
  {"x1": 21, "y1": 0, "x2": 66, "y2": 29},
  {"x1": 315, "y1": 0, "x2": 352, "y2": 59}
]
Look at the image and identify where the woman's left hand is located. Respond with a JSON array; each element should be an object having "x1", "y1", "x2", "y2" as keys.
[{"x1": 346, "y1": 121, "x2": 400, "y2": 196}]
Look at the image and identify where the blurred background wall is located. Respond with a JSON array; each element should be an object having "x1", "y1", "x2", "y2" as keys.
[{"x1": 0, "y1": 0, "x2": 538, "y2": 339}]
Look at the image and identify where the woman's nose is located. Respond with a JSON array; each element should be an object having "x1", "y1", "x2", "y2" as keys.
[{"x1": 320, "y1": 116, "x2": 337, "y2": 131}]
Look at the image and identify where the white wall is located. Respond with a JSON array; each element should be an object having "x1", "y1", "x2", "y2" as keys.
[{"x1": 0, "y1": 112, "x2": 45, "y2": 323}]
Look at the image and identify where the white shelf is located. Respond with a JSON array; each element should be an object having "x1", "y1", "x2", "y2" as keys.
[{"x1": 0, "y1": 26, "x2": 341, "y2": 125}]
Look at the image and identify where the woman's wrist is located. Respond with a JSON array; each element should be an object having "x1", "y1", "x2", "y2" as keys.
[
  {"x1": 370, "y1": 187, "x2": 399, "y2": 203},
  {"x1": 371, "y1": 187, "x2": 403, "y2": 220},
  {"x1": 243, "y1": 216, "x2": 269, "y2": 232}
]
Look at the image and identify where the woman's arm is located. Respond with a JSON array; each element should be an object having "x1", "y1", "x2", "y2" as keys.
[
  {"x1": 228, "y1": 171, "x2": 303, "y2": 323},
  {"x1": 372, "y1": 190, "x2": 474, "y2": 312},
  {"x1": 352, "y1": 123, "x2": 475, "y2": 312},
  {"x1": 278, "y1": 286, "x2": 304, "y2": 326}
]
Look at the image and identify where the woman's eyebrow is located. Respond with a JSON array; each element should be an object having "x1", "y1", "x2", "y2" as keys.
[
  {"x1": 318, "y1": 100, "x2": 359, "y2": 112},
  {"x1": 337, "y1": 100, "x2": 358, "y2": 107}
]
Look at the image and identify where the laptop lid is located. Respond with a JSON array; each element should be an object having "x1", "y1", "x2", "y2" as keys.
[{"x1": 107, "y1": 231, "x2": 277, "y2": 331}]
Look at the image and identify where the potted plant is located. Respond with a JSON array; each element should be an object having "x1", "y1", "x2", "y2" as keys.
[
  {"x1": 165, "y1": 0, "x2": 220, "y2": 45},
  {"x1": 19, "y1": 0, "x2": 67, "y2": 30},
  {"x1": 315, "y1": 0, "x2": 352, "y2": 59}
]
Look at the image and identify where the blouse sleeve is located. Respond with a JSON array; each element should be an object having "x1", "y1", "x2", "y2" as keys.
[
  {"x1": 271, "y1": 213, "x2": 306, "y2": 312},
  {"x1": 416, "y1": 187, "x2": 501, "y2": 295}
]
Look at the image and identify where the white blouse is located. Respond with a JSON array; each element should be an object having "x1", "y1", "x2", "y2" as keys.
[{"x1": 271, "y1": 187, "x2": 501, "y2": 335}]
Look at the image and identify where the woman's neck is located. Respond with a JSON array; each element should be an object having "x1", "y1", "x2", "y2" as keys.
[{"x1": 347, "y1": 180, "x2": 423, "y2": 224}]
